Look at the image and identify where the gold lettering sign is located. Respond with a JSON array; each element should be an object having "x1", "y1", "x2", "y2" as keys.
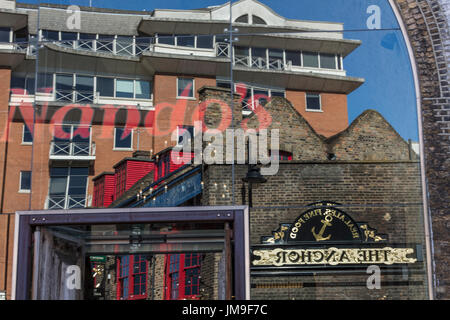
[{"x1": 252, "y1": 247, "x2": 417, "y2": 267}]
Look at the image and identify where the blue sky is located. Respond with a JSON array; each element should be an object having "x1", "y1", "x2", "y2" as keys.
[{"x1": 21, "y1": 0, "x2": 419, "y2": 141}]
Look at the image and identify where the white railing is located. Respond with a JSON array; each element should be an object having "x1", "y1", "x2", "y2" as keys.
[
  {"x1": 55, "y1": 89, "x2": 94, "y2": 103},
  {"x1": 46, "y1": 195, "x2": 86, "y2": 210},
  {"x1": 215, "y1": 42, "x2": 230, "y2": 58},
  {"x1": 234, "y1": 54, "x2": 250, "y2": 67},
  {"x1": 50, "y1": 141, "x2": 96, "y2": 158}
]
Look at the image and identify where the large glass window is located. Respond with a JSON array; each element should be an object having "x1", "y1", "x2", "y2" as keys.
[
  {"x1": 268, "y1": 49, "x2": 284, "y2": 70},
  {"x1": 234, "y1": 46, "x2": 250, "y2": 67},
  {"x1": 55, "y1": 74, "x2": 74, "y2": 102},
  {"x1": 158, "y1": 33, "x2": 175, "y2": 45},
  {"x1": 61, "y1": 31, "x2": 77, "y2": 41},
  {"x1": 285, "y1": 50, "x2": 301, "y2": 66},
  {"x1": 97, "y1": 77, "x2": 114, "y2": 97},
  {"x1": 48, "y1": 167, "x2": 88, "y2": 210},
  {"x1": 251, "y1": 47, "x2": 267, "y2": 68},
  {"x1": 196, "y1": 35, "x2": 214, "y2": 49},
  {"x1": 0, "y1": 27, "x2": 10, "y2": 42},
  {"x1": 176, "y1": 34, "x2": 195, "y2": 47},
  {"x1": 320, "y1": 53, "x2": 337, "y2": 69},
  {"x1": 135, "y1": 80, "x2": 151, "y2": 99},
  {"x1": 303, "y1": 52, "x2": 319, "y2": 68},
  {"x1": 116, "y1": 79, "x2": 134, "y2": 98},
  {"x1": 42, "y1": 30, "x2": 59, "y2": 41},
  {"x1": 75, "y1": 75, "x2": 94, "y2": 103}
]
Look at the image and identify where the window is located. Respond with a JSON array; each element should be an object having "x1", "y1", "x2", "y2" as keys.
[
  {"x1": 37, "y1": 73, "x2": 54, "y2": 93},
  {"x1": 135, "y1": 80, "x2": 151, "y2": 99},
  {"x1": 303, "y1": 52, "x2": 319, "y2": 68},
  {"x1": 132, "y1": 255, "x2": 147, "y2": 298},
  {"x1": 114, "y1": 127, "x2": 133, "y2": 149},
  {"x1": 42, "y1": 30, "x2": 59, "y2": 41},
  {"x1": 116, "y1": 36, "x2": 134, "y2": 55},
  {"x1": 271, "y1": 90, "x2": 285, "y2": 98},
  {"x1": 234, "y1": 46, "x2": 250, "y2": 67},
  {"x1": 116, "y1": 79, "x2": 134, "y2": 98},
  {"x1": 196, "y1": 35, "x2": 214, "y2": 49},
  {"x1": 10, "y1": 76, "x2": 35, "y2": 95},
  {"x1": 252, "y1": 15, "x2": 267, "y2": 25},
  {"x1": 286, "y1": 50, "x2": 301, "y2": 66},
  {"x1": 177, "y1": 78, "x2": 194, "y2": 98},
  {"x1": 61, "y1": 32, "x2": 77, "y2": 41},
  {"x1": 166, "y1": 253, "x2": 201, "y2": 300},
  {"x1": 268, "y1": 49, "x2": 284, "y2": 70},
  {"x1": 158, "y1": 33, "x2": 175, "y2": 45},
  {"x1": 337, "y1": 55, "x2": 342, "y2": 70},
  {"x1": 118, "y1": 255, "x2": 130, "y2": 300},
  {"x1": 75, "y1": 75, "x2": 94, "y2": 103},
  {"x1": 306, "y1": 93, "x2": 321, "y2": 111},
  {"x1": 177, "y1": 125, "x2": 194, "y2": 146},
  {"x1": 0, "y1": 27, "x2": 10, "y2": 42},
  {"x1": 55, "y1": 74, "x2": 74, "y2": 102},
  {"x1": 320, "y1": 53, "x2": 337, "y2": 69},
  {"x1": 19, "y1": 171, "x2": 31, "y2": 192},
  {"x1": 22, "y1": 124, "x2": 33, "y2": 144},
  {"x1": 176, "y1": 34, "x2": 195, "y2": 47},
  {"x1": 97, "y1": 77, "x2": 114, "y2": 97},
  {"x1": 251, "y1": 47, "x2": 267, "y2": 68},
  {"x1": 48, "y1": 167, "x2": 89, "y2": 209},
  {"x1": 235, "y1": 14, "x2": 249, "y2": 23}
]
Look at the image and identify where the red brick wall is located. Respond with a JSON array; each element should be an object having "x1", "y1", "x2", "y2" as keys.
[{"x1": 286, "y1": 90, "x2": 348, "y2": 137}]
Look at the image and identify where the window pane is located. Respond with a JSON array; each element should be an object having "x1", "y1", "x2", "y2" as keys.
[
  {"x1": 115, "y1": 128, "x2": 132, "y2": 149},
  {"x1": 97, "y1": 77, "x2": 114, "y2": 97},
  {"x1": 235, "y1": 14, "x2": 248, "y2": 23},
  {"x1": 70, "y1": 167, "x2": 89, "y2": 176},
  {"x1": 23, "y1": 125, "x2": 33, "y2": 143},
  {"x1": 306, "y1": 94, "x2": 321, "y2": 110},
  {"x1": 176, "y1": 35, "x2": 195, "y2": 47},
  {"x1": 116, "y1": 79, "x2": 134, "y2": 98},
  {"x1": 158, "y1": 34, "x2": 175, "y2": 45},
  {"x1": 320, "y1": 53, "x2": 337, "y2": 69},
  {"x1": 49, "y1": 177, "x2": 68, "y2": 196},
  {"x1": 252, "y1": 15, "x2": 267, "y2": 25},
  {"x1": 20, "y1": 171, "x2": 31, "y2": 191},
  {"x1": 196, "y1": 35, "x2": 213, "y2": 49},
  {"x1": 76, "y1": 76, "x2": 94, "y2": 102},
  {"x1": 271, "y1": 90, "x2": 285, "y2": 98},
  {"x1": 37, "y1": 73, "x2": 54, "y2": 93},
  {"x1": 303, "y1": 52, "x2": 319, "y2": 68},
  {"x1": 135, "y1": 80, "x2": 151, "y2": 99},
  {"x1": 61, "y1": 32, "x2": 77, "y2": 41},
  {"x1": 56, "y1": 74, "x2": 73, "y2": 90},
  {"x1": 42, "y1": 30, "x2": 59, "y2": 41},
  {"x1": 286, "y1": 50, "x2": 301, "y2": 66},
  {"x1": 0, "y1": 27, "x2": 10, "y2": 42},
  {"x1": 177, "y1": 78, "x2": 194, "y2": 97},
  {"x1": 25, "y1": 77, "x2": 35, "y2": 95}
]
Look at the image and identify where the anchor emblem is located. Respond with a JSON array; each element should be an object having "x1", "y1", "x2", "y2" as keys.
[{"x1": 311, "y1": 214, "x2": 333, "y2": 241}]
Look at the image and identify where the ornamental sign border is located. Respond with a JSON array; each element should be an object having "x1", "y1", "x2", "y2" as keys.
[{"x1": 251, "y1": 202, "x2": 422, "y2": 271}]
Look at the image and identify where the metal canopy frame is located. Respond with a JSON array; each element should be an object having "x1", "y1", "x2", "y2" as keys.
[{"x1": 12, "y1": 206, "x2": 250, "y2": 300}]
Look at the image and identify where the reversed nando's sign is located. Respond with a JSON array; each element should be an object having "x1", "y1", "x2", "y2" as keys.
[{"x1": 251, "y1": 202, "x2": 419, "y2": 269}]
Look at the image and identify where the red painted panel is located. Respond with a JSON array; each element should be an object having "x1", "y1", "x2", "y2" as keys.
[{"x1": 125, "y1": 161, "x2": 154, "y2": 191}]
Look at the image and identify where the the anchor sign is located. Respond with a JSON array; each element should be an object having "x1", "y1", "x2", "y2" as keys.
[{"x1": 311, "y1": 214, "x2": 333, "y2": 241}]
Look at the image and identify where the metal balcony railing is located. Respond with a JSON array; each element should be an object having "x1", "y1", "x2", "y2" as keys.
[
  {"x1": 50, "y1": 141, "x2": 96, "y2": 158},
  {"x1": 55, "y1": 89, "x2": 94, "y2": 103},
  {"x1": 46, "y1": 195, "x2": 86, "y2": 210}
]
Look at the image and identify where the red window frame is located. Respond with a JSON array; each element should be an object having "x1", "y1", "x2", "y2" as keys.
[
  {"x1": 164, "y1": 253, "x2": 202, "y2": 300},
  {"x1": 116, "y1": 254, "x2": 148, "y2": 300}
]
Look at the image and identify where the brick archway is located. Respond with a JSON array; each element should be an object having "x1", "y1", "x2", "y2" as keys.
[{"x1": 392, "y1": 0, "x2": 450, "y2": 299}]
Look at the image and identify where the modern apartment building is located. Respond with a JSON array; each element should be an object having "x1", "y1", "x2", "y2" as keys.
[{"x1": 0, "y1": 0, "x2": 363, "y2": 214}]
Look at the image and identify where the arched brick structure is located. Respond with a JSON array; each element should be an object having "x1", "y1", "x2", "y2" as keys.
[{"x1": 393, "y1": 0, "x2": 450, "y2": 300}]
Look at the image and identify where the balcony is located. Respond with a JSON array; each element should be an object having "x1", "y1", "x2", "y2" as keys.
[
  {"x1": 46, "y1": 195, "x2": 86, "y2": 210},
  {"x1": 49, "y1": 141, "x2": 96, "y2": 162}
]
